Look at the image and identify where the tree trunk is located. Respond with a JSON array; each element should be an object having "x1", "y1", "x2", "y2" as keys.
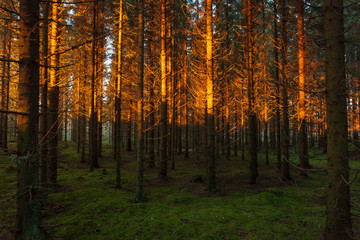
[
  {"x1": 135, "y1": 0, "x2": 145, "y2": 203},
  {"x1": 183, "y1": 14, "x2": 189, "y2": 159},
  {"x1": 148, "y1": 1, "x2": 156, "y2": 168},
  {"x1": 280, "y1": 0, "x2": 290, "y2": 181},
  {"x1": 159, "y1": 0, "x2": 168, "y2": 177},
  {"x1": 16, "y1": 0, "x2": 45, "y2": 238},
  {"x1": 48, "y1": 0, "x2": 60, "y2": 185},
  {"x1": 40, "y1": 1, "x2": 49, "y2": 185},
  {"x1": 115, "y1": 0, "x2": 123, "y2": 189},
  {"x1": 273, "y1": 0, "x2": 281, "y2": 170},
  {"x1": 206, "y1": 0, "x2": 216, "y2": 192},
  {"x1": 247, "y1": 0, "x2": 257, "y2": 184},
  {"x1": 90, "y1": 0, "x2": 99, "y2": 171},
  {"x1": 323, "y1": 0, "x2": 352, "y2": 237},
  {"x1": 297, "y1": 0, "x2": 310, "y2": 173}
]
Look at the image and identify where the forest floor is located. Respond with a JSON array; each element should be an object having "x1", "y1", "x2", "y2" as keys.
[{"x1": 1, "y1": 142, "x2": 360, "y2": 240}]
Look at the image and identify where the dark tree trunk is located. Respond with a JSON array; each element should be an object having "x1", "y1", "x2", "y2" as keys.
[
  {"x1": 16, "y1": 0, "x2": 45, "y2": 238},
  {"x1": 323, "y1": 0, "x2": 352, "y2": 238},
  {"x1": 273, "y1": 0, "x2": 281, "y2": 170},
  {"x1": 279, "y1": 0, "x2": 290, "y2": 181},
  {"x1": 40, "y1": 1, "x2": 49, "y2": 185},
  {"x1": 246, "y1": 0, "x2": 257, "y2": 184},
  {"x1": 127, "y1": 112, "x2": 132, "y2": 151}
]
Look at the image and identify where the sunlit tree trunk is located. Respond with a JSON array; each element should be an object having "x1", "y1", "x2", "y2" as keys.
[
  {"x1": 115, "y1": 0, "x2": 123, "y2": 189},
  {"x1": 170, "y1": 7, "x2": 176, "y2": 169},
  {"x1": 225, "y1": 0, "x2": 230, "y2": 161},
  {"x1": 323, "y1": 0, "x2": 352, "y2": 238},
  {"x1": 206, "y1": 0, "x2": 216, "y2": 192},
  {"x1": 183, "y1": 3, "x2": 189, "y2": 159},
  {"x1": 48, "y1": 0, "x2": 60, "y2": 185},
  {"x1": 297, "y1": 0, "x2": 309, "y2": 174},
  {"x1": 261, "y1": 1, "x2": 268, "y2": 165},
  {"x1": 148, "y1": 0, "x2": 156, "y2": 167},
  {"x1": 135, "y1": 0, "x2": 145, "y2": 203},
  {"x1": 159, "y1": 0, "x2": 168, "y2": 177},
  {"x1": 90, "y1": 0, "x2": 99, "y2": 171},
  {"x1": 16, "y1": 0, "x2": 45, "y2": 238}
]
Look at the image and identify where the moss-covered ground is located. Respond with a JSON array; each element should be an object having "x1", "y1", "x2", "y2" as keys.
[{"x1": 1, "y1": 143, "x2": 360, "y2": 239}]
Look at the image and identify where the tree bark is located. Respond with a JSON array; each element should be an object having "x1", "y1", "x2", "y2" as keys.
[
  {"x1": 115, "y1": 0, "x2": 123, "y2": 189},
  {"x1": 40, "y1": 1, "x2": 49, "y2": 185},
  {"x1": 323, "y1": 0, "x2": 352, "y2": 238},
  {"x1": 273, "y1": 0, "x2": 281, "y2": 170},
  {"x1": 90, "y1": 0, "x2": 99, "y2": 171},
  {"x1": 16, "y1": 0, "x2": 45, "y2": 238},
  {"x1": 297, "y1": 0, "x2": 309, "y2": 174},
  {"x1": 247, "y1": 0, "x2": 257, "y2": 184},
  {"x1": 280, "y1": 0, "x2": 290, "y2": 181},
  {"x1": 48, "y1": 0, "x2": 60, "y2": 185},
  {"x1": 206, "y1": 0, "x2": 216, "y2": 192},
  {"x1": 135, "y1": 0, "x2": 145, "y2": 203},
  {"x1": 159, "y1": 0, "x2": 168, "y2": 177}
]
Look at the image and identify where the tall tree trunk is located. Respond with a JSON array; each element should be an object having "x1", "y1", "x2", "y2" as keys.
[
  {"x1": 115, "y1": 0, "x2": 123, "y2": 189},
  {"x1": 273, "y1": 0, "x2": 281, "y2": 170},
  {"x1": 206, "y1": 0, "x2": 216, "y2": 192},
  {"x1": 297, "y1": 0, "x2": 309, "y2": 174},
  {"x1": 4, "y1": 23, "x2": 10, "y2": 150},
  {"x1": 183, "y1": 10, "x2": 189, "y2": 159},
  {"x1": 148, "y1": 1, "x2": 155, "y2": 168},
  {"x1": 225, "y1": 0, "x2": 230, "y2": 162},
  {"x1": 159, "y1": 0, "x2": 168, "y2": 177},
  {"x1": 170, "y1": 10, "x2": 176, "y2": 169},
  {"x1": 247, "y1": 0, "x2": 257, "y2": 184},
  {"x1": 0, "y1": 20, "x2": 10, "y2": 150},
  {"x1": 90, "y1": 0, "x2": 99, "y2": 171},
  {"x1": 16, "y1": 0, "x2": 45, "y2": 238},
  {"x1": 48, "y1": 0, "x2": 60, "y2": 184},
  {"x1": 40, "y1": 1, "x2": 49, "y2": 185},
  {"x1": 80, "y1": 53, "x2": 87, "y2": 163},
  {"x1": 135, "y1": 0, "x2": 145, "y2": 203},
  {"x1": 279, "y1": 0, "x2": 290, "y2": 181},
  {"x1": 0, "y1": 21, "x2": 7, "y2": 149},
  {"x1": 323, "y1": 0, "x2": 352, "y2": 238}
]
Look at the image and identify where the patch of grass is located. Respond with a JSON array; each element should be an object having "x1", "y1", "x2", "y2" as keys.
[{"x1": 1, "y1": 144, "x2": 360, "y2": 239}]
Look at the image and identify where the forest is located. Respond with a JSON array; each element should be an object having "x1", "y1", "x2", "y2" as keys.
[{"x1": 0, "y1": 0, "x2": 359, "y2": 239}]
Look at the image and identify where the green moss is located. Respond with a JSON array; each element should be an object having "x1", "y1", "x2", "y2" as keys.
[{"x1": 1, "y1": 145, "x2": 360, "y2": 240}]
